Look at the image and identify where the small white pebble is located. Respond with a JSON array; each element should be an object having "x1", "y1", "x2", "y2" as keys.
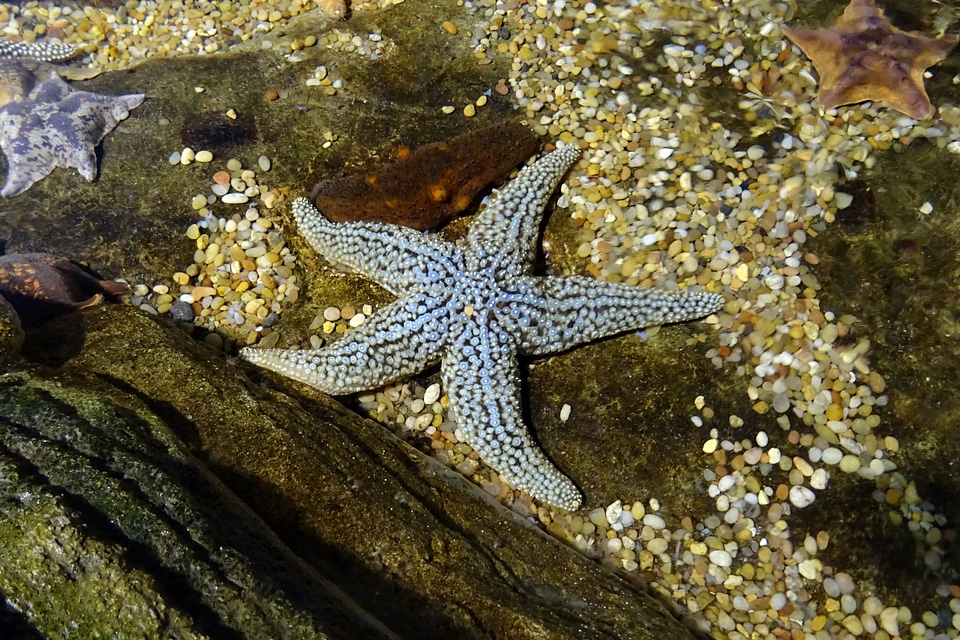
[
  {"x1": 810, "y1": 468, "x2": 829, "y2": 490},
  {"x1": 841, "y1": 594, "x2": 858, "y2": 614},
  {"x1": 709, "y1": 549, "x2": 733, "y2": 567},
  {"x1": 824, "y1": 578, "x2": 840, "y2": 598},
  {"x1": 222, "y1": 193, "x2": 250, "y2": 204},
  {"x1": 423, "y1": 383, "x2": 441, "y2": 405},
  {"x1": 822, "y1": 447, "x2": 843, "y2": 465},
  {"x1": 789, "y1": 485, "x2": 816, "y2": 508},
  {"x1": 605, "y1": 500, "x2": 623, "y2": 525},
  {"x1": 642, "y1": 513, "x2": 665, "y2": 529},
  {"x1": 717, "y1": 475, "x2": 736, "y2": 492}
]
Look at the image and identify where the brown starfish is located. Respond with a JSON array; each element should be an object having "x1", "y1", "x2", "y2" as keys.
[
  {"x1": 782, "y1": 0, "x2": 959, "y2": 119},
  {"x1": 310, "y1": 121, "x2": 539, "y2": 231}
]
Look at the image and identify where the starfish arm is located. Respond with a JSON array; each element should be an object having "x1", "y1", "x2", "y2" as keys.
[
  {"x1": 240, "y1": 293, "x2": 447, "y2": 394},
  {"x1": 441, "y1": 314, "x2": 582, "y2": 510},
  {"x1": 782, "y1": 26, "x2": 844, "y2": 69},
  {"x1": 911, "y1": 33, "x2": 960, "y2": 69},
  {"x1": 0, "y1": 116, "x2": 57, "y2": 197},
  {"x1": 292, "y1": 197, "x2": 465, "y2": 296},
  {"x1": 463, "y1": 144, "x2": 580, "y2": 278},
  {"x1": 500, "y1": 275, "x2": 723, "y2": 355}
]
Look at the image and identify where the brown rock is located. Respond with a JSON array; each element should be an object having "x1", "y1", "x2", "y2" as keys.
[{"x1": 311, "y1": 121, "x2": 539, "y2": 230}]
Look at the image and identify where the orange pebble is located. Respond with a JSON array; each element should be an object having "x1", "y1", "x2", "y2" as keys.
[{"x1": 213, "y1": 171, "x2": 231, "y2": 185}]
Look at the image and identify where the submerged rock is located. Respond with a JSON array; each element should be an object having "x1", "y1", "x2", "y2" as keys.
[
  {"x1": 1, "y1": 305, "x2": 694, "y2": 639},
  {"x1": 311, "y1": 121, "x2": 539, "y2": 230}
]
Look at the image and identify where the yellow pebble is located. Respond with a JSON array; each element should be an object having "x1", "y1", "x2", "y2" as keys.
[
  {"x1": 463, "y1": 103, "x2": 476, "y2": 117},
  {"x1": 825, "y1": 403, "x2": 843, "y2": 421}
]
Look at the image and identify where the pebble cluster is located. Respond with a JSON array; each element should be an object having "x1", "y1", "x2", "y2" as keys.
[
  {"x1": 446, "y1": 0, "x2": 960, "y2": 636},
  {"x1": 0, "y1": 0, "x2": 369, "y2": 71},
  {"x1": 318, "y1": 27, "x2": 395, "y2": 59},
  {"x1": 129, "y1": 153, "x2": 299, "y2": 349}
]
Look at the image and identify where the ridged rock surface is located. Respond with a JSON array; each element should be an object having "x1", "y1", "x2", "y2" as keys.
[{"x1": 0, "y1": 304, "x2": 694, "y2": 639}]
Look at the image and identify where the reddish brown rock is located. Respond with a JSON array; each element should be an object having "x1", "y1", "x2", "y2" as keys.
[{"x1": 311, "y1": 121, "x2": 539, "y2": 230}]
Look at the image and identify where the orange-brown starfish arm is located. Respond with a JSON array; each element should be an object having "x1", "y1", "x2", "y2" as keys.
[{"x1": 820, "y1": 50, "x2": 932, "y2": 118}]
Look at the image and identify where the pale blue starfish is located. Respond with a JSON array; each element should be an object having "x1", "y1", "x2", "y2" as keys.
[{"x1": 241, "y1": 144, "x2": 723, "y2": 509}]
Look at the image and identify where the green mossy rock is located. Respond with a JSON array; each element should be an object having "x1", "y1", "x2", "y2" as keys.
[{"x1": 0, "y1": 304, "x2": 694, "y2": 639}]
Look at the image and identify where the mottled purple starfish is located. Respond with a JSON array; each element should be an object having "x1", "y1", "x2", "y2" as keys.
[{"x1": 0, "y1": 40, "x2": 144, "y2": 197}]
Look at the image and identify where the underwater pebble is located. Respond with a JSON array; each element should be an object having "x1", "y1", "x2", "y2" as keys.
[
  {"x1": 789, "y1": 485, "x2": 816, "y2": 508},
  {"x1": 423, "y1": 383, "x2": 441, "y2": 405},
  {"x1": 709, "y1": 549, "x2": 732, "y2": 567}
]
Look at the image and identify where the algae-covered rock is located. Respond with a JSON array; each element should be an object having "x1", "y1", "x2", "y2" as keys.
[
  {"x1": 0, "y1": 294, "x2": 23, "y2": 367},
  {"x1": 1, "y1": 304, "x2": 694, "y2": 639},
  {"x1": 0, "y1": 364, "x2": 394, "y2": 639}
]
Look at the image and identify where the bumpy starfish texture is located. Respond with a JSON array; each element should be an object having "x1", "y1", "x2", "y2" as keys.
[
  {"x1": 0, "y1": 40, "x2": 77, "y2": 62},
  {"x1": 782, "y1": 0, "x2": 959, "y2": 119},
  {"x1": 0, "y1": 71, "x2": 144, "y2": 197},
  {"x1": 242, "y1": 145, "x2": 723, "y2": 510}
]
